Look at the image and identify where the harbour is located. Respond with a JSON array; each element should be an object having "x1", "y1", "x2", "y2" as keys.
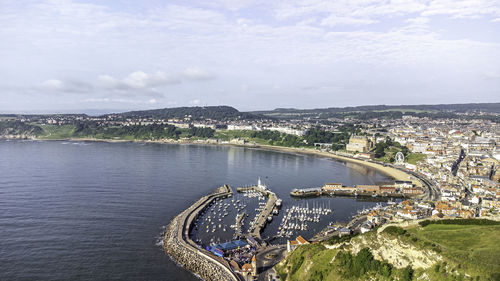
[
  {"x1": 168, "y1": 177, "x2": 392, "y2": 280},
  {"x1": 0, "y1": 140, "x2": 394, "y2": 281}
]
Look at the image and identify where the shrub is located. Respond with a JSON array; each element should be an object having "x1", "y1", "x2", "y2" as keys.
[
  {"x1": 383, "y1": 226, "x2": 406, "y2": 235},
  {"x1": 419, "y1": 219, "x2": 500, "y2": 227},
  {"x1": 419, "y1": 220, "x2": 431, "y2": 227},
  {"x1": 401, "y1": 266, "x2": 414, "y2": 281}
]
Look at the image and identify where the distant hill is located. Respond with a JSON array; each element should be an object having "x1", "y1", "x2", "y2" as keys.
[
  {"x1": 254, "y1": 103, "x2": 500, "y2": 115},
  {"x1": 252, "y1": 103, "x2": 500, "y2": 121},
  {"x1": 118, "y1": 105, "x2": 263, "y2": 121}
]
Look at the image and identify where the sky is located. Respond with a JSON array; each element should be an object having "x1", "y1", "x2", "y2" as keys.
[{"x1": 1, "y1": 0, "x2": 500, "y2": 113}]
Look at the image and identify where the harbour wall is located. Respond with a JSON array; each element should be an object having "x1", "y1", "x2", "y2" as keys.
[{"x1": 163, "y1": 185, "x2": 241, "y2": 281}]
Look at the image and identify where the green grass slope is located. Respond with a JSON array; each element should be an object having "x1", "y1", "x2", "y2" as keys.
[
  {"x1": 407, "y1": 224, "x2": 500, "y2": 279},
  {"x1": 275, "y1": 220, "x2": 500, "y2": 281}
]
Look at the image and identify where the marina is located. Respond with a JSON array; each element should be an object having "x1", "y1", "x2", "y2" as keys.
[
  {"x1": 184, "y1": 178, "x2": 392, "y2": 280},
  {"x1": 189, "y1": 176, "x2": 392, "y2": 249}
]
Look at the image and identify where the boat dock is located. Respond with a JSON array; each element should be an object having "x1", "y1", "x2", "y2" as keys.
[
  {"x1": 236, "y1": 178, "x2": 280, "y2": 242},
  {"x1": 248, "y1": 192, "x2": 277, "y2": 240},
  {"x1": 234, "y1": 212, "x2": 245, "y2": 236},
  {"x1": 236, "y1": 185, "x2": 268, "y2": 195}
]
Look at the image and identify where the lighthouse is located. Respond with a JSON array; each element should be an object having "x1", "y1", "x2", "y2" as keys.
[{"x1": 257, "y1": 177, "x2": 267, "y2": 191}]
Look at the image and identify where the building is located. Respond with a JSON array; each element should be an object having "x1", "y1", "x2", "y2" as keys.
[
  {"x1": 356, "y1": 185, "x2": 380, "y2": 194},
  {"x1": 241, "y1": 263, "x2": 253, "y2": 276},
  {"x1": 402, "y1": 187, "x2": 424, "y2": 195},
  {"x1": 358, "y1": 152, "x2": 375, "y2": 159},
  {"x1": 394, "y1": 180, "x2": 413, "y2": 190},
  {"x1": 287, "y1": 235, "x2": 309, "y2": 252},
  {"x1": 339, "y1": 228, "x2": 352, "y2": 236},
  {"x1": 380, "y1": 185, "x2": 396, "y2": 194},
  {"x1": 322, "y1": 183, "x2": 343, "y2": 191},
  {"x1": 346, "y1": 135, "x2": 373, "y2": 153}
]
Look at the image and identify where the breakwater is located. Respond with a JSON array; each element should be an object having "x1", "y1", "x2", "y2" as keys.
[{"x1": 163, "y1": 185, "x2": 240, "y2": 281}]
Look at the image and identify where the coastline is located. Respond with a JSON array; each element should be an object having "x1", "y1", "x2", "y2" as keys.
[{"x1": 32, "y1": 136, "x2": 423, "y2": 187}]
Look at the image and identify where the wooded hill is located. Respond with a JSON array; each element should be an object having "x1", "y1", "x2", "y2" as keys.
[{"x1": 119, "y1": 105, "x2": 263, "y2": 121}]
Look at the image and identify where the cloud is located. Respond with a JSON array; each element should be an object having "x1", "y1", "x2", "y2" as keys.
[
  {"x1": 84, "y1": 97, "x2": 159, "y2": 104},
  {"x1": 182, "y1": 67, "x2": 215, "y2": 81},
  {"x1": 406, "y1": 17, "x2": 430, "y2": 25},
  {"x1": 320, "y1": 16, "x2": 376, "y2": 27},
  {"x1": 41, "y1": 79, "x2": 93, "y2": 93},
  {"x1": 99, "y1": 71, "x2": 180, "y2": 90},
  {"x1": 483, "y1": 72, "x2": 500, "y2": 79},
  {"x1": 2, "y1": 1, "x2": 500, "y2": 111},
  {"x1": 41, "y1": 79, "x2": 63, "y2": 90},
  {"x1": 189, "y1": 99, "x2": 201, "y2": 105}
]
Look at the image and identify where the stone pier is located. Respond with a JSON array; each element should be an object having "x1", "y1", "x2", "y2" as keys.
[{"x1": 163, "y1": 185, "x2": 241, "y2": 281}]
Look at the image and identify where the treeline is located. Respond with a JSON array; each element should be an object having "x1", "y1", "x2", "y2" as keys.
[
  {"x1": 374, "y1": 137, "x2": 409, "y2": 159},
  {"x1": 72, "y1": 121, "x2": 214, "y2": 140},
  {"x1": 248, "y1": 125, "x2": 359, "y2": 149},
  {"x1": 73, "y1": 122, "x2": 181, "y2": 139},
  {"x1": 0, "y1": 121, "x2": 43, "y2": 136},
  {"x1": 303, "y1": 125, "x2": 359, "y2": 150},
  {"x1": 419, "y1": 219, "x2": 500, "y2": 227},
  {"x1": 249, "y1": 130, "x2": 303, "y2": 147}
]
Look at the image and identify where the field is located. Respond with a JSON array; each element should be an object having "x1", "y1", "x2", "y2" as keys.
[
  {"x1": 407, "y1": 224, "x2": 500, "y2": 279},
  {"x1": 405, "y1": 153, "x2": 427, "y2": 165}
]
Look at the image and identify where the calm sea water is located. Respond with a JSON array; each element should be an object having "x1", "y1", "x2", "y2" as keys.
[{"x1": 0, "y1": 140, "x2": 391, "y2": 280}]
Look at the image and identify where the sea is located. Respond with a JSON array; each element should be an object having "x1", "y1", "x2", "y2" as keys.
[{"x1": 0, "y1": 140, "x2": 392, "y2": 280}]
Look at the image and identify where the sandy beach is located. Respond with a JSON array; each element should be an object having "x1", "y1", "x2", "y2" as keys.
[{"x1": 56, "y1": 137, "x2": 423, "y2": 187}]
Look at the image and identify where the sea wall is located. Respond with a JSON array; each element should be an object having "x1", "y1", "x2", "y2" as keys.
[{"x1": 163, "y1": 186, "x2": 240, "y2": 281}]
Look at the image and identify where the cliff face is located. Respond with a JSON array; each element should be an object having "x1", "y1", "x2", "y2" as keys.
[{"x1": 346, "y1": 233, "x2": 441, "y2": 269}]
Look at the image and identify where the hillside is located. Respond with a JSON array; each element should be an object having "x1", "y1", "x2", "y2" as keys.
[
  {"x1": 276, "y1": 220, "x2": 500, "y2": 281},
  {"x1": 253, "y1": 103, "x2": 500, "y2": 121},
  {"x1": 119, "y1": 105, "x2": 262, "y2": 121}
]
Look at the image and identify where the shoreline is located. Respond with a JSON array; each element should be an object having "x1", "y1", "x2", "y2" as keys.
[{"x1": 27, "y1": 136, "x2": 423, "y2": 186}]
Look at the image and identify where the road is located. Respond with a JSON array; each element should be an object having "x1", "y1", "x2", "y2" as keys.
[{"x1": 256, "y1": 245, "x2": 287, "y2": 281}]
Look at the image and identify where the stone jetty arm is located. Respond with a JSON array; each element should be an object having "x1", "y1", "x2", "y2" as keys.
[{"x1": 163, "y1": 185, "x2": 241, "y2": 281}]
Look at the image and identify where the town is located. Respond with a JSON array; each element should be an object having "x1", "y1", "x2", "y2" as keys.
[{"x1": 1, "y1": 105, "x2": 500, "y2": 281}]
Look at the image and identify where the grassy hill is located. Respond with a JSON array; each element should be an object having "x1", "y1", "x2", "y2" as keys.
[
  {"x1": 407, "y1": 223, "x2": 500, "y2": 279},
  {"x1": 276, "y1": 220, "x2": 500, "y2": 281}
]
